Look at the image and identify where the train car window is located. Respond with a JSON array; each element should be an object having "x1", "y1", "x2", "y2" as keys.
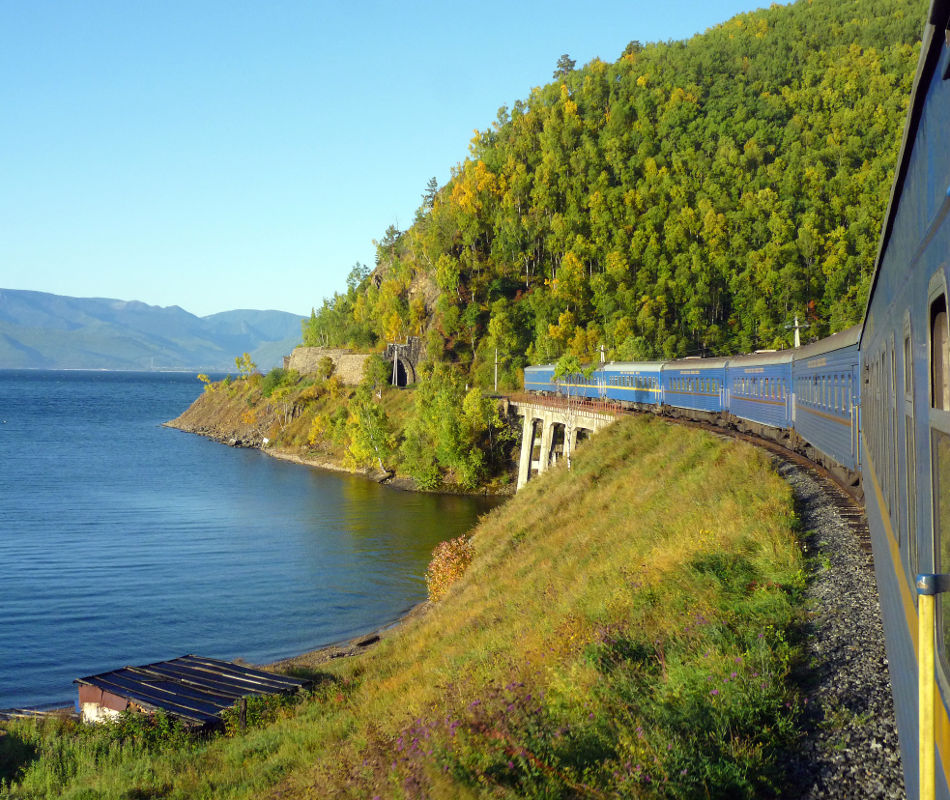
[
  {"x1": 934, "y1": 424, "x2": 950, "y2": 666},
  {"x1": 905, "y1": 334, "x2": 913, "y2": 395},
  {"x1": 929, "y1": 294, "x2": 950, "y2": 667},
  {"x1": 932, "y1": 296, "x2": 950, "y2": 409},
  {"x1": 907, "y1": 414, "x2": 918, "y2": 587},
  {"x1": 891, "y1": 341, "x2": 900, "y2": 522}
]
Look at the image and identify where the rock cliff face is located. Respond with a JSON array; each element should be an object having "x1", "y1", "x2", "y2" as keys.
[{"x1": 286, "y1": 347, "x2": 371, "y2": 385}]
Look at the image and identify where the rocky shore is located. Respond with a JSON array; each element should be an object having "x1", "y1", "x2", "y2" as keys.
[{"x1": 166, "y1": 390, "x2": 513, "y2": 496}]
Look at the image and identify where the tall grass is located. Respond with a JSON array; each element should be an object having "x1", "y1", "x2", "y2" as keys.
[{"x1": 1, "y1": 415, "x2": 804, "y2": 799}]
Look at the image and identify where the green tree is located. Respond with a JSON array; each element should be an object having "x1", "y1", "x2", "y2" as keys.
[
  {"x1": 235, "y1": 352, "x2": 257, "y2": 379},
  {"x1": 553, "y1": 355, "x2": 596, "y2": 469},
  {"x1": 344, "y1": 384, "x2": 395, "y2": 474},
  {"x1": 553, "y1": 54, "x2": 576, "y2": 79}
]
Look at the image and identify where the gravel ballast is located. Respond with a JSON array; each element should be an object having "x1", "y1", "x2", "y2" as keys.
[{"x1": 776, "y1": 459, "x2": 905, "y2": 799}]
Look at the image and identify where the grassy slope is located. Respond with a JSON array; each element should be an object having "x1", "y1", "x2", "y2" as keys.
[{"x1": 2, "y1": 415, "x2": 805, "y2": 799}]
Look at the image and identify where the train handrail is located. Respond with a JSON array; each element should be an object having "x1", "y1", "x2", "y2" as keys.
[{"x1": 916, "y1": 573, "x2": 950, "y2": 800}]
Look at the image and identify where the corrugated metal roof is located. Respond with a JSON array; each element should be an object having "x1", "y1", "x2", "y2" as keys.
[{"x1": 74, "y1": 654, "x2": 311, "y2": 725}]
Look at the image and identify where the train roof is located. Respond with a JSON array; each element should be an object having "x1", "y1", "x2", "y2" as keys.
[
  {"x1": 862, "y1": 0, "x2": 950, "y2": 343},
  {"x1": 726, "y1": 349, "x2": 795, "y2": 366},
  {"x1": 604, "y1": 361, "x2": 665, "y2": 370},
  {"x1": 792, "y1": 324, "x2": 862, "y2": 360},
  {"x1": 662, "y1": 356, "x2": 730, "y2": 370}
]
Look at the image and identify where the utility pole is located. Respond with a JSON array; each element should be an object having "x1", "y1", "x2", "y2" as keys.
[
  {"x1": 784, "y1": 315, "x2": 810, "y2": 348},
  {"x1": 390, "y1": 341, "x2": 403, "y2": 386},
  {"x1": 494, "y1": 347, "x2": 499, "y2": 392}
]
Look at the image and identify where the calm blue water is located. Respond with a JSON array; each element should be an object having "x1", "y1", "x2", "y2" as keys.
[{"x1": 0, "y1": 370, "x2": 497, "y2": 708}]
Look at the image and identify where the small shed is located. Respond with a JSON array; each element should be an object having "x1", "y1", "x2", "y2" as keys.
[{"x1": 74, "y1": 654, "x2": 310, "y2": 727}]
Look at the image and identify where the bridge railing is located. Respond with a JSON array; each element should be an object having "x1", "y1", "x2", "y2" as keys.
[{"x1": 504, "y1": 392, "x2": 627, "y2": 417}]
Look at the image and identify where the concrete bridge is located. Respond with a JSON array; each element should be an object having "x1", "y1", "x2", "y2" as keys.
[{"x1": 504, "y1": 395, "x2": 618, "y2": 491}]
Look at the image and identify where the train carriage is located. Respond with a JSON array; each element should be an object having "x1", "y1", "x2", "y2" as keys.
[
  {"x1": 524, "y1": 363, "x2": 605, "y2": 401},
  {"x1": 725, "y1": 350, "x2": 794, "y2": 431},
  {"x1": 790, "y1": 325, "x2": 862, "y2": 473},
  {"x1": 601, "y1": 361, "x2": 663, "y2": 407},
  {"x1": 860, "y1": 3, "x2": 950, "y2": 796},
  {"x1": 661, "y1": 357, "x2": 728, "y2": 415}
]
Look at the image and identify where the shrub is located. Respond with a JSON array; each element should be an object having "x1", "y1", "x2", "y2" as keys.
[
  {"x1": 425, "y1": 535, "x2": 475, "y2": 601},
  {"x1": 261, "y1": 367, "x2": 301, "y2": 398}
]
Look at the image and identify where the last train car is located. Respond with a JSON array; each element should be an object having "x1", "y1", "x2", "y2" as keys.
[
  {"x1": 523, "y1": 364, "x2": 556, "y2": 394},
  {"x1": 523, "y1": 363, "x2": 603, "y2": 400},
  {"x1": 860, "y1": 3, "x2": 950, "y2": 797}
]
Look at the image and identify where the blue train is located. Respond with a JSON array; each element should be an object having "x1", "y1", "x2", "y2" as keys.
[
  {"x1": 524, "y1": 2, "x2": 950, "y2": 795},
  {"x1": 523, "y1": 327, "x2": 859, "y2": 483}
]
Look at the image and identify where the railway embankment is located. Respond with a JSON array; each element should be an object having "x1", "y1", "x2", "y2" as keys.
[{"x1": 776, "y1": 460, "x2": 903, "y2": 799}]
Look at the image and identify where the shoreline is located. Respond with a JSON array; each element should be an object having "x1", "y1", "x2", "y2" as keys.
[
  {"x1": 258, "y1": 601, "x2": 430, "y2": 674},
  {"x1": 164, "y1": 419, "x2": 514, "y2": 497}
]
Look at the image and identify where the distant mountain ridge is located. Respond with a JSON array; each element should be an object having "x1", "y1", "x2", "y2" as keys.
[{"x1": 0, "y1": 289, "x2": 305, "y2": 371}]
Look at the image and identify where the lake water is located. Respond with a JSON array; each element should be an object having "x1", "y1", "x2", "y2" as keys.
[{"x1": 0, "y1": 370, "x2": 498, "y2": 709}]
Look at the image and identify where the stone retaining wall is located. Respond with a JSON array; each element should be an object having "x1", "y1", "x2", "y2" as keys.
[{"x1": 286, "y1": 347, "x2": 371, "y2": 386}]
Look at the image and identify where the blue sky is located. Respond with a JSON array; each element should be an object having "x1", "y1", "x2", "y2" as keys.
[{"x1": 2, "y1": 1, "x2": 774, "y2": 318}]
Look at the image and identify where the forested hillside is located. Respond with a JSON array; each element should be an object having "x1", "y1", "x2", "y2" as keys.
[{"x1": 304, "y1": 0, "x2": 926, "y2": 388}]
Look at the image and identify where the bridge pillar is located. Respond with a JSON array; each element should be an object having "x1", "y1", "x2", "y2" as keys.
[
  {"x1": 517, "y1": 414, "x2": 535, "y2": 490},
  {"x1": 537, "y1": 414, "x2": 554, "y2": 476},
  {"x1": 510, "y1": 400, "x2": 616, "y2": 492}
]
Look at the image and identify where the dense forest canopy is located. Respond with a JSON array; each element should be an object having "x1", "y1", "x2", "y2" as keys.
[{"x1": 305, "y1": 0, "x2": 927, "y2": 388}]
